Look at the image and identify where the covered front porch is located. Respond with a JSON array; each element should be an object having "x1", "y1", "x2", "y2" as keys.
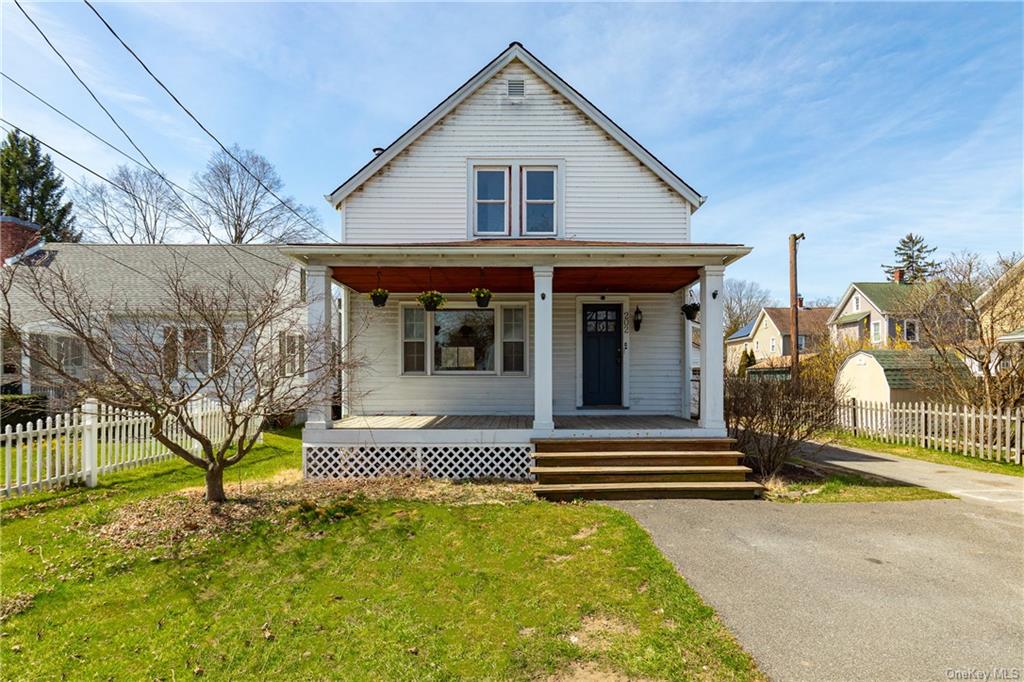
[{"x1": 284, "y1": 240, "x2": 750, "y2": 484}]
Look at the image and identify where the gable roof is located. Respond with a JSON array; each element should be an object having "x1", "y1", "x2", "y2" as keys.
[
  {"x1": 727, "y1": 306, "x2": 831, "y2": 344},
  {"x1": 5, "y1": 244, "x2": 293, "y2": 328},
  {"x1": 762, "y1": 307, "x2": 832, "y2": 337},
  {"x1": 325, "y1": 42, "x2": 704, "y2": 210},
  {"x1": 827, "y1": 281, "x2": 933, "y2": 324},
  {"x1": 727, "y1": 319, "x2": 755, "y2": 342}
]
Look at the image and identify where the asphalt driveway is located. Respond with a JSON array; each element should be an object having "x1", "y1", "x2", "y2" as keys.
[{"x1": 613, "y1": 493, "x2": 1024, "y2": 681}]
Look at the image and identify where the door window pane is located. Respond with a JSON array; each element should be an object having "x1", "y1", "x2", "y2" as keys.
[{"x1": 434, "y1": 309, "x2": 495, "y2": 372}]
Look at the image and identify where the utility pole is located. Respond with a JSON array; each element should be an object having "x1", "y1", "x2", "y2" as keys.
[{"x1": 789, "y1": 233, "x2": 805, "y2": 385}]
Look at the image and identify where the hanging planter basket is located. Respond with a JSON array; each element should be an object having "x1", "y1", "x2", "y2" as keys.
[
  {"x1": 369, "y1": 288, "x2": 389, "y2": 308},
  {"x1": 417, "y1": 290, "x2": 447, "y2": 311},
  {"x1": 470, "y1": 287, "x2": 492, "y2": 308}
]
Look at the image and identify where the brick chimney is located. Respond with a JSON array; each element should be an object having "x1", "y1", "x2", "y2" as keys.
[
  {"x1": 1, "y1": 216, "x2": 41, "y2": 264},
  {"x1": 893, "y1": 268, "x2": 905, "y2": 284}
]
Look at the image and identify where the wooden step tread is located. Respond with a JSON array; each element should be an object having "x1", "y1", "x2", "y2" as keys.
[
  {"x1": 532, "y1": 437, "x2": 735, "y2": 445},
  {"x1": 534, "y1": 451, "x2": 744, "y2": 459},
  {"x1": 530, "y1": 465, "x2": 751, "y2": 475},
  {"x1": 533, "y1": 481, "x2": 764, "y2": 493}
]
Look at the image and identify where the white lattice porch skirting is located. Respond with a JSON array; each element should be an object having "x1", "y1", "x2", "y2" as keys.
[{"x1": 303, "y1": 443, "x2": 536, "y2": 481}]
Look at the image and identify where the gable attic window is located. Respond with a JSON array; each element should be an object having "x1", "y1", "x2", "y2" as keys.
[
  {"x1": 470, "y1": 161, "x2": 563, "y2": 237},
  {"x1": 507, "y1": 79, "x2": 525, "y2": 98},
  {"x1": 522, "y1": 168, "x2": 556, "y2": 234},
  {"x1": 853, "y1": 295, "x2": 861, "y2": 312}
]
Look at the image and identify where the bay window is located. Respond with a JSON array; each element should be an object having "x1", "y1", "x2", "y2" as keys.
[{"x1": 401, "y1": 304, "x2": 528, "y2": 376}]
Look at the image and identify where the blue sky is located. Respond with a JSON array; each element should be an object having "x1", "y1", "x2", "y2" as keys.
[{"x1": 2, "y1": 2, "x2": 1021, "y2": 302}]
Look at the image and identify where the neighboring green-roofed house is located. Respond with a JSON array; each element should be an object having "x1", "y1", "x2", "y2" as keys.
[
  {"x1": 836, "y1": 349, "x2": 965, "y2": 403},
  {"x1": 826, "y1": 276, "x2": 933, "y2": 348}
]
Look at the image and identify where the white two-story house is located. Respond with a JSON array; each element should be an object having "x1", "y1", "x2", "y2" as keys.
[{"x1": 284, "y1": 43, "x2": 758, "y2": 499}]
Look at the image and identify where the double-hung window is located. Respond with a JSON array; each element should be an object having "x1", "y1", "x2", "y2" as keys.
[
  {"x1": 474, "y1": 168, "x2": 509, "y2": 235},
  {"x1": 871, "y1": 321, "x2": 882, "y2": 344},
  {"x1": 279, "y1": 333, "x2": 305, "y2": 377},
  {"x1": 521, "y1": 168, "x2": 556, "y2": 235},
  {"x1": 797, "y1": 335, "x2": 807, "y2": 351},
  {"x1": 401, "y1": 304, "x2": 527, "y2": 376},
  {"x1": 471, "y1": 162, "x2": 560, "y2": 237}
]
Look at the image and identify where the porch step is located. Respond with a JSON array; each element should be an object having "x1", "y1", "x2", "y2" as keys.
[
  {"x1": 531, "y1": 465, "x2": 752, "y2": 484},
  {"x1": 533, "y1": 451, "x2": 744, "y2": 467},
  {"x1": 532, "y1": 437, "x2": 736, "y2": 453},
  {"x1": 533, "y1": 481, "x2": 764, "y2": 501}
]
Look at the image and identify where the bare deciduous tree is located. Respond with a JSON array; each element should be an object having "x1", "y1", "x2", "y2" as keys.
[
  {"x1": 1, "y1": 257, "x2": 349, "y2": 502},
  {"x1": 902, "y1": 252, "x2": 1024, "y2": 409},
  {"x1": 190, "y1": 145, "x2": 320, "y2": 244},
  {"x1": 723, "y1": 279, "x2": 777, "y2": 338},
  {"x1": 75, "y1": 165, "x2": 177, "y2": 244}
]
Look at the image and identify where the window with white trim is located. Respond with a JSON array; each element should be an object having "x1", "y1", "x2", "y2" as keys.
[
  {"x1": 163, "y1": 326, "x2": 212, "y2": 378},
  {"x1": 853, "y1": 295, "x2": 861, "y2": 312},
  {"x1": 521, "y1": 167, "x2": 556, "y2": 234},
  {"x1": 279, "y1": 332, "x2": 305, "y2": 377},
  {"x1": 474, "y1": 168, "x2": 509, "y2": 235},
  {"x1": 502, "y1": 307, "x2": 526, "y2": 373},
  {"x1": 770, "y1": 337, "x2": 777, "y2": 353},
  {"x1": 903, "y1": 319, "x2": 918, "y2": 343},
  {"x1": 797, "y1": 335, "x2": 807, "y2": 351},
  {"x1": 401, "y1": 304, "x2": 528, "y2": 376},
  {"x1": 871, "y1": 321, "x2": 882, "y2": 343},
  {"x1": 402, "y1": 307, "x2": 427, "y2": 374}
]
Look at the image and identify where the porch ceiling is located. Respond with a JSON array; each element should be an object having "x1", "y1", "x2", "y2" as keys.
[{"x1": 332, "y1": 266, "x2": 701, "y2": 294}]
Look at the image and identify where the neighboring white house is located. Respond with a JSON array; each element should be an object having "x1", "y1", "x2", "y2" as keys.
[
  {"x1": 284, "y1": 43, "x2": 753, "y2": 491},
  {"x1": 1, "y1": 221, "x2": 305, "y2": 409}
]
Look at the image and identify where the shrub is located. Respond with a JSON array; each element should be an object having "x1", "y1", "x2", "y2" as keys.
[
  {"x1": 0, "y1": 394, "x2": 49, "y2": 427},
  {"x1": 725, "y1": 373, "x2": 841, "y2": 480}
]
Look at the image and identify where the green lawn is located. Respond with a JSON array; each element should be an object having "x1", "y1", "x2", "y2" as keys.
[
  {"x1": 768, "y1": 471, "x2": 955, "y2": 504},
  {"x1": 830, "y1": 432, "x2": 1024, "y2": 478},
  {"x1": 1, "y1": 429, "x2": 762, "y2": 681}
]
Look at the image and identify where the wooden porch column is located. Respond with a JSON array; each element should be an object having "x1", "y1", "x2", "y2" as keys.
[
  {"x1": 699, "y1": 265, "x2": 726, "y2": 432},
  {"x1": 305, "y1": 264, "x2": 333, "y2": 430},
  {"x1": 680, "y1": 285, "x2": 693, "y2": 420},
  {"x1": 533, "y1": 265, "x2": 555, "y2": 432}
]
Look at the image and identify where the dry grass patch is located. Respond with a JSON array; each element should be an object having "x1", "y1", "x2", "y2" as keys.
[
  {"x1": 93, "y1": 476, "x2": 534, "y2": 551},
  {"x1": 546, "y1": 661, "x2": 654, "y2": 682},
  {"x1": 567, "y1": 614, "x2": 640, "y2": 652},
  {"x1": 0, "y1": 593, "x2": 34, "y2": 622}
]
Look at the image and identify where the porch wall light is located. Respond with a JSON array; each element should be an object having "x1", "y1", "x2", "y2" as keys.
[
  {"x1": 681, "y1": 302, "x2": 700, "y2": 321},
  {"x1": 633, "y1": 306, "x2": 643, "y2": 332}
]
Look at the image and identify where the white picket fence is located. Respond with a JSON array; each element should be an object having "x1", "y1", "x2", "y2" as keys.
[
  {"x1": 837, "y1": 400, "x2": 1023, "y2": 465},
  {"x1": 1, "y1": 398, "x2": 262, "y2": 497}
]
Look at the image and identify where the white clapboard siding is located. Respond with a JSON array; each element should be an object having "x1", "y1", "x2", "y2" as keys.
[
  {"x1": 345, "y1": 292, "x2": 685, "y2": 416},
  {"x1": 342, "y1": 62, "x2": 692, "y2": 244},
  {"x1": 836, "y1": 400, "x2": 1023, "y2": 465},
  {"x1": 2, "y1": 398, "x2": 262, "y2": 497}
]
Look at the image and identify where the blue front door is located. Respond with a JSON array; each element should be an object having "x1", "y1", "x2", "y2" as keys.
[{"x1": 582, "y1": 303, "x2": 623, "y2": 406}]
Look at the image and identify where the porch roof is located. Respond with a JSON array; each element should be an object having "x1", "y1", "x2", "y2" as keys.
[{"x1": 281, "y1": 240, "x2": 750, "y2": 293}]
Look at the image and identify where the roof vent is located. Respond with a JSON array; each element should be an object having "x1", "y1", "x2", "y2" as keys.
[
  {"x1": 506, "y1": 79, "x2": 525, "y2": 99},
  {"x1": 372, "y1": 147, "x2": 385, "y2": 156}
]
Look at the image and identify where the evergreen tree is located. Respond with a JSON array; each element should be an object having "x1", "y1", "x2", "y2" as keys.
[
  {"x1": 737, "y1": 348, "x2": 754, "y2": 377},
  {"x1": 1, "y1": 131, "x2": 80, "y2": 242},
  {"x1": 882, "y1": 233, "x2": 938, "y2": 283}
]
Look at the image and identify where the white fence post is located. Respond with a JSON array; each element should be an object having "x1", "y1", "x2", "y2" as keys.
[{"x1": 82, "y1": 398, "x2": 99, "y2": 488}]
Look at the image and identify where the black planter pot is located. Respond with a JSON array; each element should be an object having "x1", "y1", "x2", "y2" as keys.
[
  {"x1": 474, "y1": 293, "x2": 492, "y2": 308},
  {"x1": 423, "y1": 301, "x2": 440, "y2": 311},
  {"x1": 371, "y1": 292, "x2": 389, "y2": 308}
]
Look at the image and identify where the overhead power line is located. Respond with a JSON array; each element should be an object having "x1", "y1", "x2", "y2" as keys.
[{"x1": 82, "y1": 0, "x2": 338, "y2": 244}]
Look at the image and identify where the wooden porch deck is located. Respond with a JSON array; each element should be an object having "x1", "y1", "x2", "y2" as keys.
[{"x1": 332, "y1": 414, "x2": 698, "y2": 430}]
